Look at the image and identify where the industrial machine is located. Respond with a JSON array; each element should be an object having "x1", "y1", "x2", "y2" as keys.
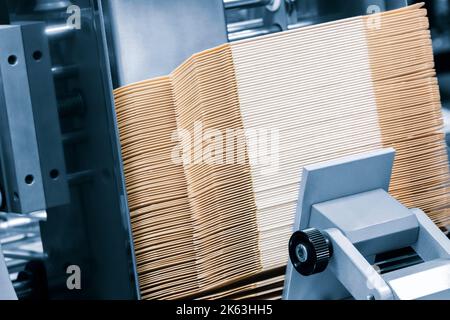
[
  {"x1": 0, "y1": 0, "x2": 449, "y2": 300},
  {"x1": 284, "y1": 149, "x2": 450, "y2": 300}
]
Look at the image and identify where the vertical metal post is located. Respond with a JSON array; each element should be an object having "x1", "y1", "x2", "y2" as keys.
[
  {"x1": 0, "y1": 25, "x2": 46, "y2": 213},
  {"x1": 18, "y1": 22, "x2": 69, "y2": 208}
]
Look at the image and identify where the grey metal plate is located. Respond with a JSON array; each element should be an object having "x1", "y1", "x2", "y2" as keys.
[
  {"x1": 101, "y1": 0, "x2": 228, "y2": 87},
  {"x1": 294, "y1": 148, "x2": 395, "y2": 231}
]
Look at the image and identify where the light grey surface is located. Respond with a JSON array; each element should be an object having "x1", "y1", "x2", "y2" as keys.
[
  {"x1": 383, "y1": 259, "x2": 450, "y2": 300},
  {"x1": 101, "y1": 0, "x2": 228, "y2": 87},
  {"x1": 0, "y1": 244, "x2": 17, "y2": 300}
]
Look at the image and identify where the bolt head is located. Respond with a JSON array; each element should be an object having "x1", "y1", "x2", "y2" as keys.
[{"x1": 295, "y1": 244, "x2": 308, "y2": 262}]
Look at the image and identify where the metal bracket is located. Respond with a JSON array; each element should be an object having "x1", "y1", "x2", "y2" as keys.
[
  {"x1": 0, "y1": 22, "x2": 68, "y2": 213},
  {"x1": 283, "y1": 148, "x2": 450, "y2": 300},
  {"x1": 324, "y1": 228, "x2": 394, "y2": 300}
]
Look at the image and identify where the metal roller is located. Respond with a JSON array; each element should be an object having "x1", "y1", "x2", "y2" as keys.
[
  {"x1": 224, "y1": 0, "x2": 272, "y2": 10},
  {"x1": 227, "y1": 18, "x2": 264, "y2": 33},
  {"x1": 228, "y1": 25, "x2": 281, "y2": 41},
  {"x1": 51, "y1": 64, "x2": 78, "y2": 79},
  {"x1": 45, "y1": 23, "x2": 75, "y2": 39}
]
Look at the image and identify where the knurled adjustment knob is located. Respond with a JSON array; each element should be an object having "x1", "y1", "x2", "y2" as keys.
[{"x1": 288, "y1": 228, "x2": 333, "y2": 276}]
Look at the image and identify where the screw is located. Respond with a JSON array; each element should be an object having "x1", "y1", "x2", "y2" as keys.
[{"x1": 295, "y1": 243, "x2": 308, "y2": 262}]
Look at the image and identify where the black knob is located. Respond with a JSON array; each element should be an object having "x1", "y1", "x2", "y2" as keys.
[{"x1": 288, "y1": 228, "x2": 333, "y2": 276}]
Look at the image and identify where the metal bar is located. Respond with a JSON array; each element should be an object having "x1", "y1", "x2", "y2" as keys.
[
  {"x1": 2, "y1": 249, "x2": 46, "y2": 261},
  {"x1": 227, "y1": 18, "x2": 264, "y2": 33},
  {"x1": 45, "y1": 23, "x2": 75, "y2": 39},
  {"x1": 377, "y1": 256, "x2": 423, "y2": 274},
  {"x1": 13, "y1": 278, "x2": 32, "y2": 292},
  {"x1": 0, "y1": 219, "x2": 41, "y2": 239},
  {"x1": 375, "y1": 252, "x2": 420, "y2": 267},
  {"x1": 288, "y1": 21, "x2": 315, "y2": 30},
  {"x1": 0, "y1": 216, "x2": 37, "y2": 230},
  {"x1": 0, "y1": 25, "x2": 46, "y2": 213},
  {"x1": 1, "y1": 234, "x2": 42, "y2": 247},
  {"x1": 20, "y1": 22, "x2": 70, "y2": 209},
  {"x1": 34, "y1": 0, "x2": 72, "y2": 12},
  {"x1": 0, "y1": 234, "x2": 29, "y2": 246},
  {"x1": 224, "y1": 0, "x2": 271, "y2": 10},
  {"x1": 0, "y1": 210, "x2": 46, "y2": 226},
  {"x1": 67, "y1": 170, "x2": 95, "y2": 185},
  {"x1": 52, "y1": 64, "x2": 78, "y2": 79},
  {"x1": 228, "y1": 25, "x2": 281, "y2": 41},
  {"x1": 5, "y1": 259, "x2": 27, "y2": 272}
]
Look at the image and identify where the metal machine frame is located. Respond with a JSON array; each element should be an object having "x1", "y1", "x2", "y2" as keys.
[
  {"x1": 0, "y1": 0, "x2": 448, "y2": 300},
  {"x1": 284, "y1": 149, "x2": 450, "y2": 300}
]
